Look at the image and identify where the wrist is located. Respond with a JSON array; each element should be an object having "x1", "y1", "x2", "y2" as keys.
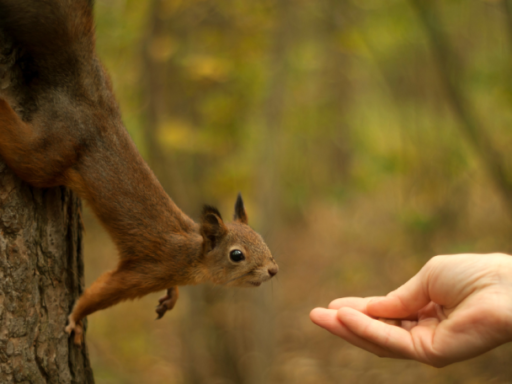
[{"x1": 488, "y1": 253, "x2": 512, "y2": 340}]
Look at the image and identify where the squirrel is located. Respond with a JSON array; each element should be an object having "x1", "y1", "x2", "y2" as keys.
[{"x1": 0, "y1": 0, "x2": 278, "y2": 345}]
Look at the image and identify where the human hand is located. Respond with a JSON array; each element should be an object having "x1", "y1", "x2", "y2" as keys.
[{"x1": 310, "y1": 253, "x2": 512, "y2": 367}]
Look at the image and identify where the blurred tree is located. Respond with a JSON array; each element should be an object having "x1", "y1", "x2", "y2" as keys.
[
  {"x1": 319, "y1": 0, "x2": 353, "y2": 183},
  {"x1": 249, "y1": 0, "x2": 297, "y2": 382},
  {"x1": 502, "y1": 0, "x2": 512, "y2": 52},
  {"x1": 142, "y1": 0, "x2": 190, "y2": 207},
  {"x1": 0, "y1": 162, "x2": 93, "y2": 383},
  {"x1": 411, "y1": 0, "x2": 512, "y2": 221}
]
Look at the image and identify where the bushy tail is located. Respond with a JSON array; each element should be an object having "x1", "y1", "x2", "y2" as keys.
[{"x1": 0, "y1": 0, "x2": 95, "y2": 118}]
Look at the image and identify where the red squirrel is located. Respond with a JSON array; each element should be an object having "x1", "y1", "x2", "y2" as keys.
[{"x1": 0, "y1": 0, "x2": 278, "y2": 345}]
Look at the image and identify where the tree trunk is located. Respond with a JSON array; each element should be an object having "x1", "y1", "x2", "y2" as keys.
[{"x1": 0, "y1": 161, "x2": 94, "y2": 384}]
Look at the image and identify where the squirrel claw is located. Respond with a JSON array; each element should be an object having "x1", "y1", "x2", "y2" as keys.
[
  {"x1": 155, "y1": 302, "x2": 169, "y2": 319},
  {"x1": 154, "y1": 287, "x2": 178, "y2": 319},
  {"x1": 65, "y1": 317, "x2": 84, "y2": 346},
  {"x1": 155, "y1": 307, "x2": 167, "y2": 320}
]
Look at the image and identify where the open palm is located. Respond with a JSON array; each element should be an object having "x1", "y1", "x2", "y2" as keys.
[{"x1": 310, "y1": 253, "x2": 512, "y2": 367}]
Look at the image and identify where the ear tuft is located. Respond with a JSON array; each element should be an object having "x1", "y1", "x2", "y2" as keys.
[
  {"x1": 202, "y1": 205, "x2": 223, "y2": 221},
  {"x1": 200, "y1": 205, "x2": 227, "y2": 250},
  {"x1": 233, "y1": 193, "x2": 248, "y2": 224}
]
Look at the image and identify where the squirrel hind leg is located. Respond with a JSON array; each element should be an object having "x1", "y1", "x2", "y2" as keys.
[
  {"x1": 66, "y1": 268, "x2": 153, "y2": 345},
  {"x1": 0, "y1": 99, "x2": 80, "y2": 188},
  {"x1": 155, "y1": 286, "x2": 179, "y2": 319}
]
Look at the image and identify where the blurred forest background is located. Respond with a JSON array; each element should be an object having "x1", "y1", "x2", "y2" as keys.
[{"x1": 85, "y1": 0, "x2": 512, "y2": 382}]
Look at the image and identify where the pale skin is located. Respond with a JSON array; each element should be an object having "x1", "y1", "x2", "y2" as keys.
[{"x1": 310, "y1": 253, "x2": 512, "y2": 367}]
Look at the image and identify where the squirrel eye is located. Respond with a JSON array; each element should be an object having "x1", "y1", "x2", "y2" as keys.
[{"x1": 229, "y1": 249, "x2": 245, "y2": 262}]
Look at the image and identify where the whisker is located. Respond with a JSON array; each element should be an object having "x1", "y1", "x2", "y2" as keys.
[{"x1": 225, "y1": 270, "x2": 252, "y2": 285}]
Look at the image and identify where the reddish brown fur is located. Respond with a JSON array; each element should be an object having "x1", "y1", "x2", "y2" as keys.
[{"x1": 0, "y1": 0, "x2": 278, "y2": 346}]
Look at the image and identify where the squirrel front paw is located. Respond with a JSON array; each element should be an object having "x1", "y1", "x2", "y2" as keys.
[
  {"x1": 65, "y1": 316, "x2": 84, "y2": 346},
  {"x1": 155, "y1": 287, "x2": 179, "y2": 319}
]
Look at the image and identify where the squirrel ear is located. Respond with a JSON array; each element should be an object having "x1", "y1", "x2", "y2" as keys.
[
  {"x1": 200, "y1": 205, "x2": 228, "y2": 250},
  {"x1": 233, "y1": 193, "x2": 248, "y2": 224}
]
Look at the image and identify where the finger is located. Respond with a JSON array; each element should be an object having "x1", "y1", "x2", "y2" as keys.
[
  {"x1": 310, "y1": 308, "x2": 397, "y2": 358},
  {"x1": 367, "y1": 272, "x2": 431, "y2": 319},
  {"x1": 328, "y1": 297, "x2": 375, "y2": 312},
  {"x1": 329, "y1": 297, "x2": 421, "y2": 321},
  {"x1": 338, "y1": 307, "x2": 417, "y2": 359}
]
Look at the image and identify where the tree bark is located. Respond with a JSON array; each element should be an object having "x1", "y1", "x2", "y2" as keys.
[{"x1": 0, "y1": 161, "x2": 94, "y2": 384}]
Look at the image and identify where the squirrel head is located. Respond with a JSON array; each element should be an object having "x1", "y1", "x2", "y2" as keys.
[{"x1": 199, "y1": 193, "x2": 278, "y2": 287}]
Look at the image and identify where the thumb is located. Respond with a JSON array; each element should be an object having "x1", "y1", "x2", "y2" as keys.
[{"x1": 367, "y1": 270, "x2": 431, "y2": 319}]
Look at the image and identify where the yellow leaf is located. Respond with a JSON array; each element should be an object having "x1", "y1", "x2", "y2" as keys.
[
  {"x1": 185, "y1": 55, "x2": 230, "y2": 82},
  {"x1": 149, "y1": 35, "x2": 177, "y2": 63},
  {"x1": 157, "y1": 119, "x2": 210, "y2": 153}
]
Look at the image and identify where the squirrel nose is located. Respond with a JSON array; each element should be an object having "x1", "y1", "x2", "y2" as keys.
[{"x1": 268, "y1": 266, "x2": 278, "y2": 277}]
